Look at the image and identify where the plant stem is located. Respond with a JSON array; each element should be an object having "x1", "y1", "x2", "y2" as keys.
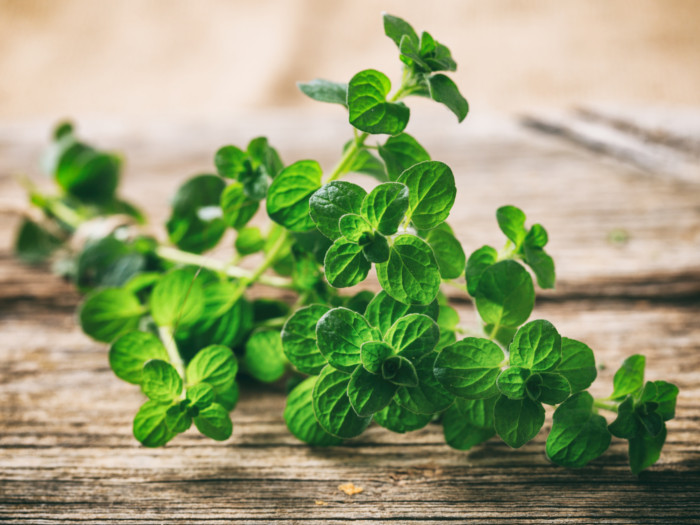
[
  {"x1": 155, "y1": 245, "x2": 294, "y2": 289},
  {"x1": 158, "y1": 325, "x2": 186, "y2": 389},
  {"x1": 324, "y1": 132, "x2": 369, "y2": 183},
  {"x1": 593, "y1": 399, "x2": 619, "y2": 413}
]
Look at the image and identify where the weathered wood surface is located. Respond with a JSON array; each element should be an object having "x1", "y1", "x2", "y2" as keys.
[{"x1": 1, "y1": 110, "x2": 699, "y2": 523}]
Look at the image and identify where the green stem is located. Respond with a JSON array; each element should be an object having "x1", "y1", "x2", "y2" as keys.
[
  {"x1": 594, "y1": 399, "x2": 619, "y2": 413},
  {"x1": 155, "y1": 245, "x2": 294, "y2": 289},
  {"x1": 158, "y1": 325, "x2": 186, "y2": 390},
  {"x1": 324, "y1": 132, "x2": 369, "y2": 183}
]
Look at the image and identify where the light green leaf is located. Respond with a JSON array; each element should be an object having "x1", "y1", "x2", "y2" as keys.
[
  {"x1": 150, "y1": 268, "x2": 205, "y2": 328},
  {"x1": 383, "y1": 13, "x2": 418, "y2": 48},
  {"x1": 221, "y1": 182, "x2": 259, "y2": 230},
  {"x1": 361, "y1": 182, "x2": 409, "y2": 235},
  {"x1": 309, "y1": 181, "x2": 367, "y2": 240},
  {"x1": 348, "y1": 366, "x2": 398, "y2": 416},
  {"x1": 186, "y1": 345, "x2": 238, "y2": 392},
  {"x1": 361, "y1": 341, "x2": 393, "y2": 374},
  {"x1": 475, "y1": 260, "x2": 534, "y2": 329},
  {"x1": 324, "y1": 239, "x2": 371, "y2": 288},
  {"x1": 284, "y1": 376, "x2": 342, "y2": 446},
  {"x1": 298, "y1": 79, "x2": 348, "y2": 107},
  {"x1": 133, "y1": 400, "x2": 174, "y2": 447},
  {"x1": 281, "y1": 305, "x2": 330, "y2": 375},
  {"x1": 242, "y1": 330, "x2": 287, "y2": 383},
  {"x1": 79, "y1": 288, "x2": 144, "y2": 343},
  {"x1": 348, "y1": 69, "x2": 409, "y2": 135},
  {"x1": 425, "y1": 226, "x2": 466, "y2": 279},
  {"x1": 374, "y1": 400, "x2": 432, "y2": 434},
  {"x1": 398, "y1": 161, "x2": 456, "y2": 230},
  {"x1": 338, "y1": 213, "x2": 372, "y2": 242},
  {"x1": 378, "y1": 133, "x2": 430, "y2": 181},
  {"x1": 494, "y1": 395, "x2": 545, "y2": 448},
  {"x1": 427, "y1": 74, "x2": 469, "y2": 122},
  {"x1": 214, "y1": 145, "x2": 247, "y2": 179},
  {"x1": 611, "y1": 354, "x2": 645, "y2": 400},
  {"x1": 235, "y1": 226, "x2": 265, "y2": 255},
  {"x1": 443, "y1": 396, "x2": 497, "y2": 450},
  {"x1": 313, "y1": 365, "x2": 372, "y2": 438},
  {"x1": 653, "y1": 380, "x2": 679, "y2": 421},
  {"x1": 141, "y1": 359, "x2": 183, "y2": 402},
  {"x1": 386, "y1": 313, "x2": 439, "y2": 360},
  {"x1": 186, "y1": 382, "x2": 215, "y2": 409},
  {"x1": 194, "y1": 403, "x2": 233, "y2": 441},
  {"x1": 509, "y1": 320, "x2": 562, "y2": 372},
  {"x1": 109, "y1": 331, "x2": 169, "y2": 385},
  {"x1": 376, "y1": 234, "x2": 441, "y2": 306},
  {"x1": 316, "y1": 307, "x2": 373, "y2": 373},
  {"x1": 364, "y1": 291, "x2": 438, "y2": 337},
  {"x1": 266, "y1": 160, "x2": 322, "y2": 231},
  {"x1": 556, "y1": 338, "x2": 597, "y2": 393},
  {"x1": 496, "y1": 205, "x2": 527, "y2": 247},
  {"x1": 496, "y1": 367, "x2": 530, "y2": 400},
  {"x1": 165, "y1": 402, "x2": 192, "y2": 434},
  {"x1": 524, "y1": 242, "x2": 556, "y2": 289},
  {"x1": 466, "y1": 245, "x2": 498, "y2": 296}
]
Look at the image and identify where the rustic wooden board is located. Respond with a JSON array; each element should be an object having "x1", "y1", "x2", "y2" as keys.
[{"x1": 1, "y1": 111, "x2": 699, "y2": 523}]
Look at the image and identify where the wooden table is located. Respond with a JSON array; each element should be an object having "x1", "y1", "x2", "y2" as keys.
[{"x1": 1, "y1": 109, "x2": 699, "y2": 523}]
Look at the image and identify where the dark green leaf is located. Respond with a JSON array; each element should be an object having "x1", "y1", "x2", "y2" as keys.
[
  {"x1": 395, "y1": 352, "x2": 453, "y2": 415},
  {"x1": 385, "y1": 313, "x2": 439, "y2": 360},
  {"x1": 443, "y1": 396, "x2": 497, "y2": 450},
  {"x1": 494, "y1": 395, "x2": 545, "y2": 448},
  {"x1": 398, "y1": 161, "x2": 456, "y2": 230},
  {"x1": 166, "y1": 402, "x2": 192, "y2": 434},
  {"x1": 312, "y1": 365, "x2": 372, "y2": 438},
  {"x1": 523, "y1": 242, "x2": 555, "y2": 289},
  {"x1": 186, "y1": 345, "x2": 238, "y2": 392},
  {"x1": 284, "y1": 376, "x2": 342, "y2": 446},
  {"x1": 496, "y1": 367, "x2": 530, "y2": 400},
  {"x1": 425, "y1": 226, "x2": 465, "y2": 279},
  {"x1": 361, "y1": 182, "x2": 409, "y2": 235},
  {"x1": 266, "y1": 160, "x2": 322, "y2": 231},
  {"x1": 427, "y1": 74, "x2": 469, "y2": 122},
  {"x1": 364, "y1": 291, "x2": 438, "y2": 337},
  {"x1": 381, "y1": 355, "x2": 418, "y2": 387},
  {"x1": 361, "y1": 233, "x2": 390, "y2": 263},
  {"x1": 221, "y1": 182, "x2": 259, "y2": 230},
  {"x1": 324, "y1": 239, "x2": 371, "y2": 288},
  {"x1": 653, "y1": 380, "x2": 679, "y2": 421},
  {"x1": 378, "y1": 133, "x2": 430, "y2": 181},
  {"x1": 348, "y1": 365, "x2": 398, "y2": 416},
  {"x1": 383, "y1": 13, "x2": 418, "y2": 48},
  {"x1": 242, "y1": 330, "x2": 287, "y2": 383},
  {"x1": 556, "y1": 337, "x2": 597, "y2": 393},
  {"x1": 150, "y1": 268, "x2": 205, "y2": 328},
  {"x1": 374, "y1": 400, "x2": 432, "y2": 433},
  {"x1": 247, "y1": 137, "x2": 284, "y2": 178},
  {"x1": 141, "y1": 359, "x2": 183, "y2": 402},
  {"x1": 14, "y1": 218, "x2": 62, "y2": 264},
  {"x1": 611, "y1": 354, "x2": 645, "y2": 400},
  {"x1": 608, "y1": 397, "x2": 638, "y2": 439},
  {"x1": 546, "y1": 392, "x2": 611, "y2": 468},
  {"x1": 509, "y1": 320, "x2": 562, "y2": 372},
  {"x1": 109, "y1": 331, "x2": 169, "y2": 384},
  {"x1": 475, "y1": 260, "x2": 534, "y2": 329},
  {"x1": 193, "y1": 403, "x2": 233, "y2": 441},
  {"x1": 361, "y1": 341, "x2": 393, "y2": 374},
  {"x1": 316, "y1": 307, "x2": 373, "y2": 373},
  {"x1": 298, "y1": 79, "x2": 348, "y2": 107},
  {"x1": 133, "y1": 400, "x2": 174, "y2": 447},
  {"x1": 79, "y1": 288, "x2": 144, "y2": 343},
  {"x1": 465, "y1": 245, "x2": 498, "y2": 296},
  {"x1": 281, "y1": 305, "x2": 330, "y2": 375},
  {"x1": 629, "y1": 425, "x2": 667, "y2": 474},
  {"x1": 347, "y1": 69, "x2": 409, "y2": 135},
  {"x1": 537, "y1": 373, "x2": 571, "y2": 405},
  {"x1": 55, "y1": 143, "x2": 120, "y2": 204},
  {"x1": 309, "y1": 181, "x2": 366, "y2": 240}
]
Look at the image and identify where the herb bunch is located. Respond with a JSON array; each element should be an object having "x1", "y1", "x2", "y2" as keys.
[{"x1": 15, "y1": 14, "x2": 677, "y2": 474}]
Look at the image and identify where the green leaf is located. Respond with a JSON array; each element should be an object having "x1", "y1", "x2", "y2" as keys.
[
  {"x1": 247, "y1": 137, "x2": 284, "y2": 178},
  {"x1": 653, "y1": 380, "x2": 679, "y2": 421},
  {"x1": 338, "y1": 213, "x2": 372, "y2": 242},
  {"x1": 376, "y1": 234, "x2": 441, "y2": 306},
  {"x1": 395, "y1": 352, "x2": 453, "y2": 415},
  {"x1": 284, "y1": 376, "x2": 342, "y2": 446},
  {"x1": 312, "y1": 365, "x2": 372, "y2": 438},
  {"x1": 347, "y1": 69, "x2": 409, "y2": 135},
  {"x1": 281, "y1": 305, "x2": 330, "y2": 375},
  {"x1": 346, "y1": 143, "x2": 387, "y2": 181},
  {"x1": 524, "y1": 241, "x2": 555, "y2": 289},
  {"x1": 76, "y1": 234, "x2": 150, "y2": 290},
  {"x1": 509, "y1": 320, "x2": 562, "y2": 372},
  {"x1": 496, "y1": 205, "x2": 527, "y2": 247},
  {"x1": 242, "y1": 330, "x2": 287, "y2": 383},
  {"x1": 186, "y1": 382, "x2": 215, "y2": 409},
  {"x1": 425, "y1": 226, "x2": 465, "y2": 279},
  {"x1": 381, "y1": 355, "x2": 418, "y2": 387},
  {"x1": 496, "y1": 367, "x2": 530, "y2": 400},
  {"x1": 374, "y1": 400, "x2": 432, "y2": 433},
  {"x1": 361, "y1": 182, "x2": 409, "y2": 235},
  {"x1": 194, "y1": 403, "x2": 233, "y2": 441},
  {"x1": 378, "y1": 133, "x2": 430, "y2": 181},
  {"x1": 629, "y1": 426, "x2": 666, "y2": 474},
  {"x1": 611, "y1": 354, "x2": 645, "y2": 400},
  {"x1": 383, "y1": 13, "x2": 418, "y2": 48},
  {"x1": 79, "y1": 288, "x2": 144, "y2": 343},
  {"x1": 608, "y1": 397, "x2": 638, "y2": 439},
  {"x1": 214, "y1": 145, "x2": 248, "y2": 179},
  {"x1": 150, "y1": 268, "x2": 205, "y2": 328},
  {"x1": 556, "y1": 338, "x2": 597, "y2": 393},
  {"x1": 216, "y1": 382, "x2": 240, "y2": 412},
  {"x1": 361, "y1": 233, "x2": 390, "y2": 264},
  {"x1": 55, "y1": 143, "x2": 120, "y2": 203},
  {"x1": 133, "y1": 400, "x2": 174, "y2": 447},
  {"x1": 14, "y1": 218, "x2": 62, "y2": 264},
  {"x1": 141, "y1": 359, "x2": 183, "y2": 402},
  {"x1": 443, "y1": 396, "x2": 497, "y2": 450},
  {"x1": 494, "y1": 395, "x2": 545, "y2": 448},
  {"x1": 385, "y1": 313, "x2": 439, "y2": 360},
  {"x1": 166, "y1": 174, "x2": 227, "y2": 253},
  {"x1": 398, "y1": 161, "x2": 456, "y2": 230},
  {"x1": 475, "y1": 261, "x2": 535, "y2": 329},
  {"x1": 109, "y1": 331, "x2": 169, "y2": 384},
  {"x1": 186, "y1": 345, "x2": 238, "y2": 392},
  {"x1": 298, "y1": 79, "x2": 348, "y2": 107},
  {"x1": 536, "y1": 373, "x2": 571, "y2": 405},
  {"x1": 364, "y1": 291, "x2": 438, "y2": 337},
  {"x1": 166, "y1": 402, "x2": 193, "y2": 434},
  {"x1": 266, "y1": 160, "x2": 322, "y2": 231},
  {"x1": 316, "y1": 307, "x2": 373, "y2": 373},
  {"x1": 221, "y1": 182, "x2": 259, "y2": 230},
  {"x1": 465, "y1": 245, "x2": 498, "y2": 296},
  {"x1": 324, "y1": 239, "x2": 371, "y2": 288},
  {"x1": 345, "y1": 290, "x2": 375, "y2": 314},
  {"x1": 309, "y1": 181, "x2": 367, "y2": 240},
  {"x1": 348, "y1": 366, "x2": 398, "y2": 416},
  {"x1": 235, "y1": 226, "x2": 265, "y2": 255},
  {"x1": 361, "y1": 341, "x2": 393, "y2": 374},
  {"x1": 427, "y1": 74, "x2": 469, "y2": 122},
  {"x1": 546, "y1": 392, "x2": 611, "y2": 468}
]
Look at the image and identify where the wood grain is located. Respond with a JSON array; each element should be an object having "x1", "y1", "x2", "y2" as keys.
[{"x1": 1, "y1": 112, "x2": 699, "y2": 523}]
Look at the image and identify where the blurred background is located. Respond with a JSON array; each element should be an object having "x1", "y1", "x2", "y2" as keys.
[{"x1": 1, "y1": 0, "x2": 700, "y2": 121}]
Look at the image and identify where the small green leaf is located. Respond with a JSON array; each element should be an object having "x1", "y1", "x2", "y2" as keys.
[
  {"x1": 346, "y1": 144, "x2": 387, "y2": 181},
  {"x1": 347, "y1": 69, "x2": 409, "y2": 135},
  {"x1": 186, "y1": 345, "x2": 238, "y2": 392},
  {"x1": 361, "y1": 182, "x2": 409, "y2": 235},
  {"x1": 242, "y1": 330, "x2": 287, "y2": 383},
  {"x1": 496, "y1": 205, "x2": 527, "y2": 247},
  {"x1": 385, "y1": 313, "x2": 439, "y2": 360},
  {"x1": 309, "y1": 181, "x2": 367, "y2": 240},
  {"x1": 546, "y1": 392, "x2": 611, "y2": 468},
  {"x1": 427, "y1": 74, "x2": 468, "y2": 122},
  {"x1": 324, "y1": 239, "x2": 371, "y2": 288},
  {"x1": 378, "y1": 133, "x2": 430, "y2": 181},
  {"x1": 298, "y1": 79, "x2": 348, "y2": 107},
  {"x1": 496, "y1": 367, "x2": 530, "y2": 400},
  {"x1": 338, "y1": 213, "x2": 372, "y2": 242},
  {"x1": 653, "y1": 380, "x2": 679, "y2": 421},
  {"x1": 364, "y1": 291, "x2": 438, "y2": 337},
  {"x1": 524, "y1": 241, "x2": 555, "y2": 289},
  {"x1": 465, "y1": 245, "x2": 498, "y2": 296},
  {"x1": 221, "y1": 182, "x2": 259, "y2": 230},
  {"x1": 216, "y1": 382, "x2": 240, "y2": 412},
  {"x1": 424, "y1": 226, "x2": 466, "y2": 279},
  {"x1": 235, "y1": 226, "x2": 265, "y2": 255},
  {"x1": 361, "y1": 233, "x2": 390, "y2": 263},
  {"x1": 537, "y1": 373, "x2": 571, "y2": 405},
  {"x1": 79, "y1": 288, "x2": 144, "y2": 343},
  {"x1": 629, "y1": 426, "x2": 666, "y2": 475},
  {"x1": 494, "y1": 395, "x2": 545, "y2": 448},
  {"x1": 361, "y1": 341, "x2": 393, "y2": 374},
  {"x1": 133, "y1": 400, "x2": 174, "y2": 447},
  {"x1": 141, "y1": 359, "x2": 183, "y2": 402},
  {"x1": 443, "y1": 396, "x2": 497, "y2": 450},
  {"x1": 194, "y1": 403, "x2": 233, "y2": 441},
  {"x1": 374, "y1": 400, "x2": 432, "y2": 433},
  {"x1": 316, "y1": 307, "x2": 373, "y2": 373},
  {"x1": 398, "y1": 161, "x2": 456, "y2": 230},
  {"x1": 214, "y1": 145, "x2": 247, "y2": 178},
  {"x1": 509, "y1": 320, "x2": 562, "y2": 371},
  {"x1": 313, "y1": 365, "x2": 372, "y2": 438},
  {"x1": 475, "y1": 260, "x2": 534, "y2": 329},
  {"x1": 608, "y1": 397, "x2": 638, "y2": 439},
  {"x1": 55, "y1": 143, "x2": 120, "y2": 204},
  {"x1": 611, "y1": 354, "x2": 645, "y2": 400},
  {"x1": 14, "y1": 218, "x2": 62, "y2": 264},
  {"x1": 247, "y1": 137, "x2": 284, "y2": 178},
  {"x1": 165, "y1": 402, "x2": 192, "y2": 434},
  {"x1": 383, "y1": 13, "x2": 418, "y2": 48},
  {"x1": 377, "y1": 234, "x2": 441, "y2": 306},
  {"x1": 281, "y1": 305, "x2": 330, "y2": 375},
  {"x1": 266, "y1": 160, "x2": 322, "y2": 231},
  {"x1": 556, "y1": 337, "x2": 597, "y2": 393},
  {"x1": 109, "y1": 331, "x2": 169, "y2": 384},
  {"x1": 284, "y1": 376, "x2": 342, "y2": 446},
  {"x1": 186, "y1": 382, "x2": 215, "y2": 409},
  {"x1": 381, "y1": 355, "x2": 418, "y2": 387},
  {"x1": 348, "y1": 365, "x2": 398, "y2": 416},
  {"x1": 395, "y1": 352, "x2": 453, "y2": 415},
  {"x1": 150, "y1": 268, "x2": 205, "y2": 328}
]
